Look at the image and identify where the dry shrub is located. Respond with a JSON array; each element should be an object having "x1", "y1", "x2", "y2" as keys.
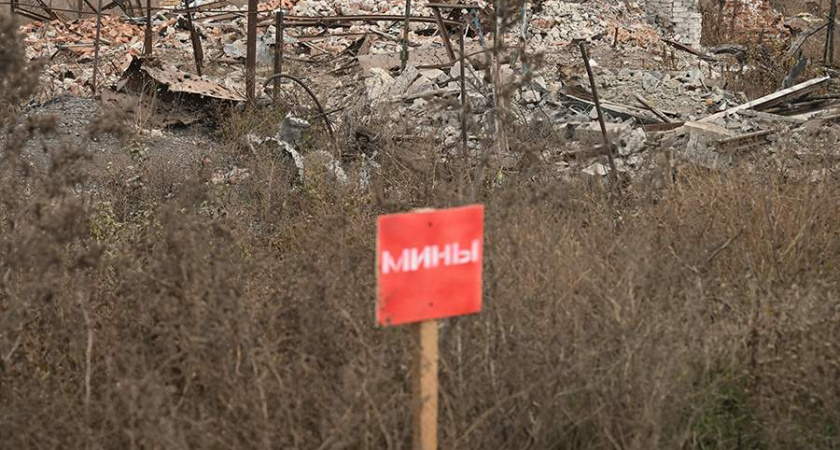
[
  {"x1": 701, "y1": 0, "x2": 835, "y2": 97},
  {"x1": 4, "y1": 112, "x2": 840, "y2": 449},
  {"x1": 0, "y1": 16, "x2": 40, "y2": 128},
  {"x1": 3, "y1": 15, "x2": 840, "y2": 450}
]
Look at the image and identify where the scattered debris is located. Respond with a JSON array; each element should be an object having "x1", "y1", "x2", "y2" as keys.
[
  {"x1": 13, "y1": 0, "x2": 840, "y2": 184},
  {"x1": 118, "y1": 56, "x2": 246, "y2": 104}
]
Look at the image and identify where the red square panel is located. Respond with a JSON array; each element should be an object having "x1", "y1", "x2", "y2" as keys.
[{"x1": 377, "y1": 205, "x2": 484, "y2": 326}]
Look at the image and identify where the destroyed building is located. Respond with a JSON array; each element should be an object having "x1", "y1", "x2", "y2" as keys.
[
  {"x1": 6, "y1": 0, "x2": 840, "y2": 182},
  {"x1": 645, "y1": 0, "x2": 703, "y2": 44}
]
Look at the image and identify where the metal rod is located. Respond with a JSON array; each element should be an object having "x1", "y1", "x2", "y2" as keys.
[
  {"x1": 263, "y1": 73, "x2": 335, "y2": 139},
  {"x1": 634, "y1": 93, "x2": 671, "y2": 123},
  {"x1": 144, "y1": 0, "x2": 152, "y2": 55},
  {"x1": 0, "y1": 5, "x2": 463, "y2": 24},
  {"x1": 401, "y1": 0, "x2": 412, "y2": 71},
  {"x1": 91, "y1": 0, "x2": 103, "y2": 96},
  {"x1": 273, "y1": 10, "x2": 284, "y2": 101},
  {"x1": 14, "y1": 6, "x2": 51, "y2": 22},
  {"x1": 826, "y1": 0, "x2": 837, "y2": 65},
  {"x1": 430, "y1": 6, "x2": 456, "y2": 63},
  {"x1": 277, "y1": 13, "x2": 459, "y2": 27},
  {"x1": 80, "y1": 0, "x2": 98, "y2": 15},
  {"x1": 246, "y1": 0, "x2": 257, "y2": 103},
  {"x1": 520, "y1": 0, "x2": 528, "y2": 74},
  {"x1": 471, "y1": 12, "x2": 485, "y2": 49},
  {"x1": 579, "y1": 42, "x2": 617, "y2": 180},
  {"x1": 184, "y1": 0, "x2": 203, "y2": 75},
  {"x1": 33, "y1": 0, "x2": 58, "y2": 20}
]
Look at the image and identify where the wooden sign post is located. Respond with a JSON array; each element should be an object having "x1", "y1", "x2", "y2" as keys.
[
  {"x1": 412, "y1": 320, "x2": 439, "y2": 450},
  {"x1": 377, "y1": 205, "x2": 485, "y2": 450}
]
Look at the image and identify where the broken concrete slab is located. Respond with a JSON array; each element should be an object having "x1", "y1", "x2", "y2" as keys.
[
  {"x1": 419, "y1": 68, "x2": 446, "y2": 82},
  {"x1": 619, "y1": 128, "x2": 648, "y2": 156},
  {"x1": 364, "y1": 68, "x2": 395, "y2": 107},
  {"x1": 683, "y1": 121, "x2": 738, "y2": 143},
  {"x1": 583, "y1": 162, "x2": 610, "y2": 176},
  {"x1": 406, "y1": 74, "x2": 436, "y2": 96},
  {"x1": 390, "y1": 65, "x2": 420, "y2": 96},
  {"x1": 574, "y1": 122, "x2": 632, "y2": 146}
]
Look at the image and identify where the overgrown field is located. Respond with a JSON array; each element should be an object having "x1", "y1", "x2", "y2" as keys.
[{"x1": 3, "y1": 14, "x2": 840, "y2": 450}]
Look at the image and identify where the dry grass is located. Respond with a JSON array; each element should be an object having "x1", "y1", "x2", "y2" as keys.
[{"x1": 3, "y1": 13, "x2": 840, "y2": 450}]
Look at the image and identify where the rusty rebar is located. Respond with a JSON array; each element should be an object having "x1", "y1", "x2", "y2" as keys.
[
  {"x1": 184, "y1": 0, "x2": 203, "y2": 75},
  {"x1": 246, "y1": 0, "x2": 258, "y2": 103},
  {"x1": 263, "y1": 73, "x2": 335, "y2": 139},
  {"x1": 273, "y1": 10, "x2": 284, "y2": 101},
  {"x1": 400, "y1": 0, "x2": 411, "y2": 71},
  {"x1": 579, "y1": 41, "x2": 617, "y2": 181},
  {"x1": 144, "y1": 0, "x2": 152, "y2": 55},
  {"x1": 430, "y1": 5, "x2": 456, "y2": 63},
  {"x1": 91, "y1": 0, "x2": 102, "y2": 96},
  {"x1": 826, "y1": 0, "x2": 837, "y2": 65}
]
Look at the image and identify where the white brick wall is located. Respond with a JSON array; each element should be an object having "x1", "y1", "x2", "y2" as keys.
[{"x1": 645, "y1": 0, "x2": 703, "y2": 45}]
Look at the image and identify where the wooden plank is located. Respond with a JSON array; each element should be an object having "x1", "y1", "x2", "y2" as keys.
[
  {"x1": 764, "y1": 99, "x2": 840, "y2": 116},
  {"x1": 634, "y1": 93, "x2": 672, "y2": 123},
  {"x1": 555, "y1": 94, "x2": 662, "y2": 124},
  {"x1": 804, "y1": 112, "x2": 840, "y2": 126},
  {"x1": 642, "y1": 122, "x2": 684, "y2": 133},
  {"x1": 662, "y1": 38, "x2": 717, "y2": 61},
  {"x1": 412, "y1": 320, "x2": 439, "y2": 450},
  {"x1": 737, "y1": 109, "x2": 807, "y2": 124},
  {"x1": 699, "y1": 76, "x2": 830, "y2": 123}
]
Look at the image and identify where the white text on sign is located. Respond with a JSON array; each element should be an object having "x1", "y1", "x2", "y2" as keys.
[{"x1": 381, "y1": 240, "x2": 480, "y2": 274}]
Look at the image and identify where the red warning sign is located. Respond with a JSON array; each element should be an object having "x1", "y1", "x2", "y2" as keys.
[{"x1": 376, "y1": 205, "x2": 484, "y2": 326}]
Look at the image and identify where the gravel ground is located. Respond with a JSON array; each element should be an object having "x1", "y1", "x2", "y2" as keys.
[{"x1": 5, "y1": 94, "x2": 220, "y2": 172}]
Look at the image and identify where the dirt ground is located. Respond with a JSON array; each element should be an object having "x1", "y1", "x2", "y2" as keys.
[{"x1": 9, "y1": 95, "x2": 215, "y2": 168}]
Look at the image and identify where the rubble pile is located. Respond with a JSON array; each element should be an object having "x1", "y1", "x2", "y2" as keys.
[
  {"x1": 13, "y1": 0, "x2": 840, "y2": 183},
  {"x1": 21, "y1": 17, "x2": 143, "y2": 95},
  {"x1": 291, "y1": 0, "x2": 487, "y2": 16},
  {"x1": 18, "y1": 0, "x2": 661, "y2": 97}
]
